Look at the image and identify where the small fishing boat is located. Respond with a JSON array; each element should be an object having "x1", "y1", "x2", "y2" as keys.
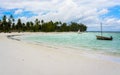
[
  {"x1": 96, "y1": 35, "x2": 113, "y2": 40},
  {"x1": 96, "y1": 23, "x2": 113, "y2": 40}
]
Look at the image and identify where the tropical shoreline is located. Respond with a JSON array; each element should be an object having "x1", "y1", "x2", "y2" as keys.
[
  {"x1": 0, "y1": 32, "x2": 120, "y2": 75},
  {"x1": 5, "y1": 32, "x2": 120, "y2": 63}
]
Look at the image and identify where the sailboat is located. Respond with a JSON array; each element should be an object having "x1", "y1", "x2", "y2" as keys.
[
  {"x1": 78, "y1": 29, "x2": 81, "y2": 34},
  {"x1": 96, "y1": 23, "x2": 113, "y2": 40}
]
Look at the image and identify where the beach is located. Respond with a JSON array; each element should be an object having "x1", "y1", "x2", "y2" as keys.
[{"x1": 0, "y1": 32, "x2": 120, "y2": 75}]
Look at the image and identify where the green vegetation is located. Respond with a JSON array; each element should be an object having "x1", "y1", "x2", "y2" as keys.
[{"x1": 0, "y1": 15, "x2": 87, "y2": 32}]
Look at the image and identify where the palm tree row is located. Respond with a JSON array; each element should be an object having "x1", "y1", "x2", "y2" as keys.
[{"x1": 0, "y1": 15, "x2": 87, "y2": 33}]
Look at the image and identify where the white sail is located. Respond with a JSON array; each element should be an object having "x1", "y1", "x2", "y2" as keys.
[{"x1": 78, "y1": 29, "x2": 81, "y2": 34}]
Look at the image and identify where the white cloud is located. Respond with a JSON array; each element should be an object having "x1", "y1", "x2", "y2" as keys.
[
  {"x1": 98, "y1": 9, "x2": 109, "y2": 15},
  {"x1": 14, "y1": 9, "x2": 23, "y2": 14},
  {"x1": 0, "y1": 0, "x2": 120, "y2": 31},
  {"x1": 105, "y1": 18, "x2": 120, "y2": 26}
]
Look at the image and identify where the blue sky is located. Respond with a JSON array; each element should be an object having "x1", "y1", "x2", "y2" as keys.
[
  {"x1": 102, "y1": 5, "x2": 120, "y2": 19},
  {"x1": 0, "y1": 8, "x2": 37, "y2": 19},
  {"x1": 0, "y1": 0, "x2": 120, "y2": 31}
]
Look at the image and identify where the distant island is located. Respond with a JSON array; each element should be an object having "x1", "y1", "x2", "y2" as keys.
[{"x1": 0, "y1": 15, "x2": 87, "y2": 33}]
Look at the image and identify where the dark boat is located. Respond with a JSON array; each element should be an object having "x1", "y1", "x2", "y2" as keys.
[
  {"x1": 96, "y1": 35, "x2": 113, "y2": 40},
  {"x1": 96, "y1": 23, "x2": 113, "y2": 40}
]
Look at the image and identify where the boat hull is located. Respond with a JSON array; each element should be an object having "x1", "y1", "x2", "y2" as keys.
[{"x1": 96, "y1": 36, "x2": 113, "y2": 40}]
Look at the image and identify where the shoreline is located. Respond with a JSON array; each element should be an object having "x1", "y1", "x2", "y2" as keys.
[
  {"x1": 10, "y1": 32, "x2": 120, "y2": 63},
  {"x1": 0, "y1": 32, "x2": 120, "y2": 75}
]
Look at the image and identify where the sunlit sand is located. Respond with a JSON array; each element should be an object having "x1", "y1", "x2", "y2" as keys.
[{"x1": 0, "y1": 32, "x2": 120, "y2": 75}]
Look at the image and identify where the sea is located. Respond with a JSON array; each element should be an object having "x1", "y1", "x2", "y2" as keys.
[{"x1": 16, "y1": 32, "x2": 120, "y2": 62}]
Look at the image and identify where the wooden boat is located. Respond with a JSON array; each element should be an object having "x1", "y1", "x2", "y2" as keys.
[
  {"x1": 96, "y1": 35, "x2": 113, "y2": 40},
  {"x1": 96, "y1": 23, "x2": 113, "y2": 40}
]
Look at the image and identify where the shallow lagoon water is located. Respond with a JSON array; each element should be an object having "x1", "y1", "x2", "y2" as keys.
[{"x1": 21, "y1": 32, "x2": 120, "y2": 55}]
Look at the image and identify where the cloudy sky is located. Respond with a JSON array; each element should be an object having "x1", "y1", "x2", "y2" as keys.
[{"x1": 0, "y1": 0, "x2": 120, "y2": 31}]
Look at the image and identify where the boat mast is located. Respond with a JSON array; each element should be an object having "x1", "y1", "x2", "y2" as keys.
[{"x1": 100, "y1": 23, "x2": 102, "y2": 36}]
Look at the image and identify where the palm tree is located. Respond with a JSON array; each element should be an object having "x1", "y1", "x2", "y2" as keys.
[
  {"x1": 2, "y1": 15, "x2": 8, "y2": 32},
  {"x1": 16, "y1": 18, "x2": 22, "y2": 33},
  {"x1": 41, "y1": 20, "x2": 44, "y2": 24},
  {"x1": 10, "y1": 15, "x2": 15, "y2": 25}
]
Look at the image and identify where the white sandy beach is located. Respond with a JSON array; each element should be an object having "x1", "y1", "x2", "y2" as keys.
[{"x1": 0, "y1": 32, "x2": 120, "y2": 75}]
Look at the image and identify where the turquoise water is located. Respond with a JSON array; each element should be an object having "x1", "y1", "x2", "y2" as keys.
[{"x1": 21, "y1": 32, "x2": 120, "y2": 55}]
